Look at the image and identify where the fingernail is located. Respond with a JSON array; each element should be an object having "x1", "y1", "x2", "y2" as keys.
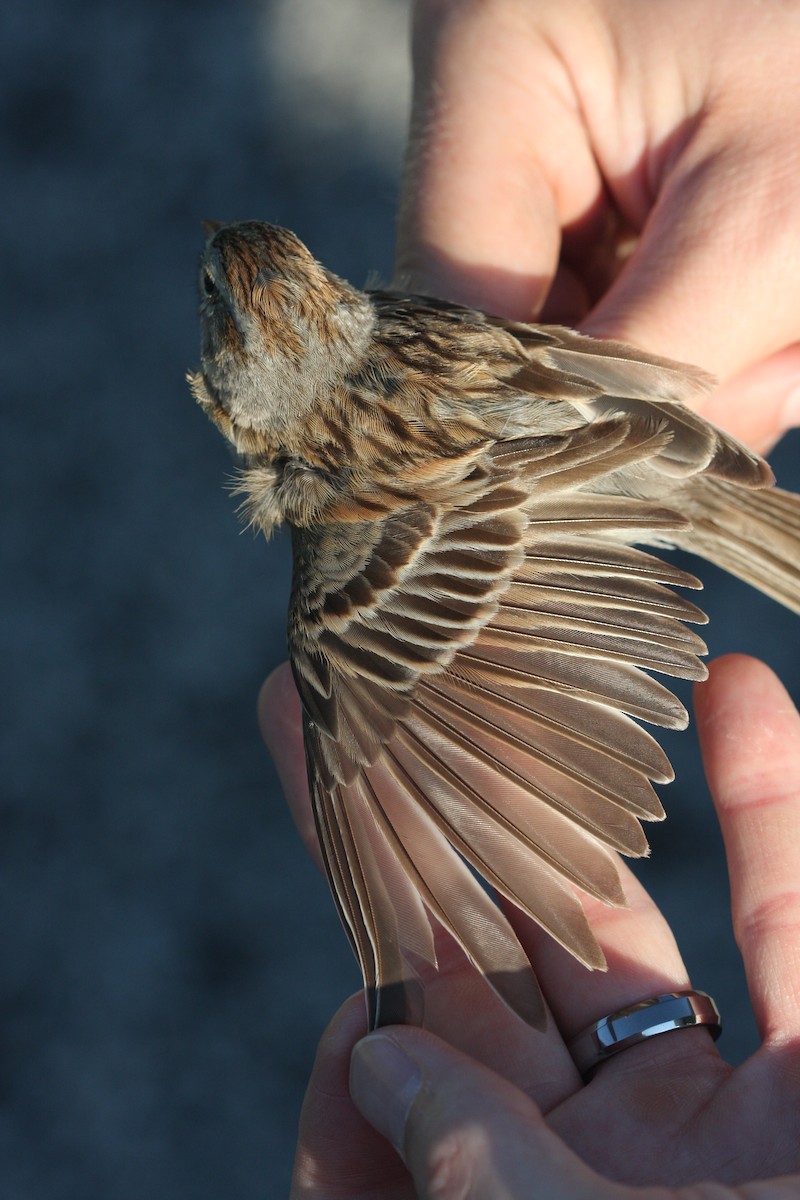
[{"x1": 349, "y1": 1033, "x2": 422, "y2": 1155}]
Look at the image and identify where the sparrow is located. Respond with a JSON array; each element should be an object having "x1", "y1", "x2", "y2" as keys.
[{"x1": 190, "y1": 220, "x2": 800, "y2": 1029}]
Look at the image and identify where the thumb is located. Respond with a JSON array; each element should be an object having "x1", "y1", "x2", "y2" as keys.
[{"x1": 349, "y1": 1029, "x2": 617, "y2": 1200}]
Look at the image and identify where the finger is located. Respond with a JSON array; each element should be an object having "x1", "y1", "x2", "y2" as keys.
[
  {"x1": 258, "y1": 662, "x2": 321, "y2": 871},
  {"x1": 410, "y1": 921, "x2": 579, "y2": 1109},
  {"x1": 395, "y1": 0, "x2": 602, "y2": 319},
  {"x1": 693, "y1": 344, "x2": 800, "y2": 455},
  {"x1": 350, "y1": 1027, "x2": 620, "y2": 1200},
  {"x1": 291, "y1": 995, "x2": 409, "y2": 1199},
  {"x1": 583, "y1": 125, "x2": 800, "y2": 390},
  {"x1": 695, "y1": 655, "x2": 800, "y2": 1042},
  {"x1": 503, "y1": 863, "x2": 693, "y2": 1043}
]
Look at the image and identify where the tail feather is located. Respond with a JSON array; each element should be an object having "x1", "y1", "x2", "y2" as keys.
[{"x1": 682, "y1": 480, "x2": 800, "y2": 614}]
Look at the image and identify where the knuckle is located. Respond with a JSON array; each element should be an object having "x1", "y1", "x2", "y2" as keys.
[{"x1": 736, "y1": 888, "x2": 800, "y2": 948}]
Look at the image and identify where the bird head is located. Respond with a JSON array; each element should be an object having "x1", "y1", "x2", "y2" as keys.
[{"x1": 189, "y1": 221, "x2": 375, "y2": 456}]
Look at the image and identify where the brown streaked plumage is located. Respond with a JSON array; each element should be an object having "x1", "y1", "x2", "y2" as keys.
[{"x1": 190, "y1": 220, "x2": 800, "y2": 1029}]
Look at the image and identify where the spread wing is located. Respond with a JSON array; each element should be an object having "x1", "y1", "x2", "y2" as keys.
[{"x1": 289, "y1": 416, "x2": 709, "y2": 1028}]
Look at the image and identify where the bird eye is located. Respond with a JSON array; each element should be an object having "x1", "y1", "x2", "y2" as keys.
[{"x1": 202, "y1": 270, "x2": 217, "y2": 298}]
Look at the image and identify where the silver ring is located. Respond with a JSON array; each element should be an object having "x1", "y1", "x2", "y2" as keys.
[{"x1": 568, "y1": 990, "x2": 721, "y2": 1077}]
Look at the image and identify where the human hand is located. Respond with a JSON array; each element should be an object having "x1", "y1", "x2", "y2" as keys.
[
  {"x1": 262, "y1": 656, "x2": 800, "y2": 1197},
  {"x1": 395, "y1": 0, "x2": 800, "y2": 452}
]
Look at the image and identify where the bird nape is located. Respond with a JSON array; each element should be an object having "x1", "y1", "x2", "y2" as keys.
[{"x1": 191, "y1": 220, "x2": 800, "y2": 1029}]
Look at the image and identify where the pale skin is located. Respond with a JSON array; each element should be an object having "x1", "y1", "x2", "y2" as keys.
[{"x1": 259, "y1": 0, "x2": 800, "y2": 1194}]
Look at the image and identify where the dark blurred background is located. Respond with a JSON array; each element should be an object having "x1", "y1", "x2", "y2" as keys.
[{"x1": 2, "y1": 1, "x2": 798, "y2": 1195}]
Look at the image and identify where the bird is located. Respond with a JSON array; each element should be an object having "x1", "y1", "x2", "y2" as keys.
[{"x1": 189, "y1": 219, "x2": 800, "y2": 1030}]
